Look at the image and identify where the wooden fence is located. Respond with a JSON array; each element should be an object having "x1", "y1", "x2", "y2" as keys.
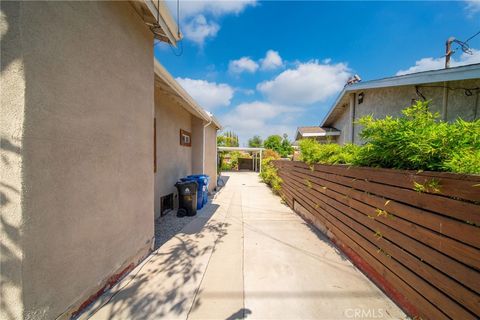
[{"x1": 273, "y1": 160, "x2": 480, "y2": 320}]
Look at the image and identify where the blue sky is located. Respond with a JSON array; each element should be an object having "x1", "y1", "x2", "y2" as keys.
[{"x1": 156, "y1": 1, "x2": 480, "y2": 145}]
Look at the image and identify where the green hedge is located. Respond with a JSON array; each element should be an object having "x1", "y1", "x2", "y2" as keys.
[
  {"x1": 299, "y1": 101, "x2": 480, "y2": 174},
  {"x1": 259, "y1": 149, "x2": 283, "y2": 194}
]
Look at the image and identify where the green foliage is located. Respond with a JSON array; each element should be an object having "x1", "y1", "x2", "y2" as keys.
[
  {"x1": 298, "y1": 101, "x2": 480, "y2": 174},
  {"x1": 217, "y1": 131, "x2": 239, "y2": 147},
  {"x1": 260, "y1": 150, "x2": 282, "y2": 194},
  {"x1": 355, "y1": 101, "x2": 480, "y2": 174},
  {"x1": 280, "y1": 134, "x2": 294, "y2": 157},
  {"x1": 264, "y1": 135, "x2": 282, "y2": 151},
  {"x1": 248, "y1": 135, "x2": 263, "y2": 148},
  {"x1": 413, "y1": 179, "x2": 441, "y2": 193},
  {"x1": 264, "y1": 134, "x2": 294, "y2": 158},
  {"x1": 219, "y1": 151, "x2": 252, "y2": 171},
  {"x1": 299, "y1": 139, "x2": 360, "y2": 165}
]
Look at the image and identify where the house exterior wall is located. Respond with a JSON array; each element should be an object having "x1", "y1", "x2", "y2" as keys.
[
  {"x1": 1, "y1": 2, "x2": 154, "y2": 319},
  {"x1": 154, "y1": 91, "x2": 193, "y2": 219},
  {"x1": 331, "y1": 79, "x2": 480, "y2": 144},
  {"x1": 331, "y1": 103, "x2": 351, "y2": 145},
  {"x1": 191, "y1": 116, "x2": 205, "y2": 175},
  {"x1": 204, "y1": 124, "x2": 218, "y2": 192}
]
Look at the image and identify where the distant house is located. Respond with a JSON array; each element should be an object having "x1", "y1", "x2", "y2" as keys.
[
  {"x1": 322, "y1": 63, "x2": 480, "y2": 144},
  {"x1": 294, "y1": 126, "x2": 340, "y2": 144},
  {"x1": 296, "y1": 64, "x2": 480, "y2": 146}
]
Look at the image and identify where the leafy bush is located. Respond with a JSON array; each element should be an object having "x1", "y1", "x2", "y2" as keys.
[
  {"x1": 299, "y1": 139, "x2": 360, "y2": 165},
  {"x1": 264, "y1": 134, "x2": 294, "y2": 158},
  {"x1": 356, "y1": 101, "x2": 480, "y2": 173},
  {"x1": 260, "y1": 149, "x2": 283, "y2": 193},
  {"x1": 298, "y1": 101, "x2": 480, "y2": 174},
  {"x1": 263, "y1": 148, "x2": 281, "y2": 160},
  {"x1": 219, "y1": 151, "x2": 253, "y2": 171}
]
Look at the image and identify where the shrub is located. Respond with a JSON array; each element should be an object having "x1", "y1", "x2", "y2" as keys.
[
  {"x1": 299, "y1": 139, "x2": 360, "y2": 165},
  {"x1": 260, "y1": 149, "x2": 283, "y2": 193},
  {"x1": 264, "y1": 134, "x2": 294, "y2": 158},
  {"x1": 297, "y1": 101, "x2": 480, "y2": 174},
  {"x1": 263, "y1": 148, "x2": 281, "y2": 160},
  {"x1": 355, "y1": 101, "x2": 480, "y2": 173}
]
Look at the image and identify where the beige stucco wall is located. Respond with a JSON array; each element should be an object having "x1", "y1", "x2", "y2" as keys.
[
  {"x1": 331, "y1": 79, "x2": 480, "y2": 144},
  {"x1": 331, "y1": 103, "x2": 350, "y2": 145},
  {"x1": 191, "y1": 116, "x2": 205, "y2": 175},
  {"x1": 1, "y1": 2, "x2": 154, "y2": 319},
  {"x1": 154, "y1": 89, "x2": 193, "y2": 219},
  {"x1": 204, "y1": 124, "x2": 218, "y2": 193}
]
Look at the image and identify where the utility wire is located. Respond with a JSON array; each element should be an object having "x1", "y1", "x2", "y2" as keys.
[
  {"x1": 451, "y1": 29, "x2": 480, "y2": 55},
  {"x1": 465, "y1": 30, "x2": 480, "y2": 43}
]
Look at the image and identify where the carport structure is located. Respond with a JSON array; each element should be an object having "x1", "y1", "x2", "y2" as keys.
[{"x1": 218, "y1": 147, "x2": 264, "y2": 172}]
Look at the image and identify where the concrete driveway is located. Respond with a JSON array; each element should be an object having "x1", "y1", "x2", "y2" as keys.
[{"x1": 79, "y1": 172, "x2": 406, "y2": 320}]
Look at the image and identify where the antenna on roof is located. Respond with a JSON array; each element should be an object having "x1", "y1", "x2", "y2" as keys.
[
  {"x1": 445, "y1": 36, "x2": 474, "y2": 68},
  {"x1": 345, "y1": 74, "x2": 361, "y2": 86}
]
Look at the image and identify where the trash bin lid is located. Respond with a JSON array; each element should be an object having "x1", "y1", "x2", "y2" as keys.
[{"x1": 186, "y1": 175, "x2": 209, "y2": 185}]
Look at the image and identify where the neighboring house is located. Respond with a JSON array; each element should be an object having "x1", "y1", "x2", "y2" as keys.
[
  {"x1": 154, "y1": 61, "x2": 220, "y2": 219},
  {"x1": 1, "y1": 2, "x2": 219, "y2": 320},
  {"x1": 294, "y1": 126, "x2": 340, "y2": 144},
  {"x1": 321, "y1": 63, "x2": 480, "y2": 145}
]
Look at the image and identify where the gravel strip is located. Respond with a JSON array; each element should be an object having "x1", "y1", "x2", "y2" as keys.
[{"x1": 154, "y1": 210, "x2": 198, "y2": 250}]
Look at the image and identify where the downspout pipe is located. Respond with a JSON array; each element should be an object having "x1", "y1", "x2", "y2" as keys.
[{"x1": 202, "y1": 119, "x2": 212, "y2": 173}]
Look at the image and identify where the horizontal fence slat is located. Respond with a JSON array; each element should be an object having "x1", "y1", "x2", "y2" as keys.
[{"x1": 275, "y1": 161, "x2": 480, "y2": 319}]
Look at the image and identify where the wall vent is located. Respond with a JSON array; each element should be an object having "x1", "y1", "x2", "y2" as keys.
[{"x1": 160, "y1": 193, "x2": 174, "y2": 216}]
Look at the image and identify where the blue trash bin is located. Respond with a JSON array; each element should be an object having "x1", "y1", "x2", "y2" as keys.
[{"x1": 187, "y1": 175, "x2": 210, "y2": 207}]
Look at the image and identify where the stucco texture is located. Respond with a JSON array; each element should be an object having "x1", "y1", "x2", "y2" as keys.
[
  {"x1": 332, "y1": 79, "x2": 480, "y2": 144},
  {"x1": 154, "y1": 88, "x2": 193, "y2": 219},
  {"x1": 191, "y1": 116, "x2": 204, "y2": 175},
  {"x1": 204, "y1": 124, "x2": 218, "y2": 193},
  {"x1": 331, "y1": 103, "x2": 350, "y2": 145},
  {"x1": 1, "y1": 2, "x2": 154, "y2": 319}
]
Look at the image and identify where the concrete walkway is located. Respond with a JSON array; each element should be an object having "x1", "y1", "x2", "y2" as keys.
[{"x1": 80, "y1": 172, "x2": 406, "y2": 320}]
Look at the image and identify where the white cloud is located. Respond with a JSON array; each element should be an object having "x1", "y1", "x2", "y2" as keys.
[
  {"x1": 221, "y1": 101, "x2": 300, "y2": 144},
  {"x1": 182, "y1": 15, "x2": 219, "y2": 46},
  {"x1": 228, "y1": 57, "x2": 259, "y2": 74},
  {"x1": 167, "y1": 0, "x2": 256, "y2": 45},
  {"x1": 174, "y1": 0, "x2": 256, "y2": 18},
  {"x1": 260, "y1": 50, "x2": 283, "y2": 70},
  {"x1": 257, "y1": 60, "x2": 351, "y2": 105},
  {"x1": 396, "y1": 49, "x2": 480, "y2": 75},
  {"x1": 176, "y1": 77, "x2": 234, "y2": 110},
  {"x1": 465, "y1": 0, "x2": 480, "y2": 16}
]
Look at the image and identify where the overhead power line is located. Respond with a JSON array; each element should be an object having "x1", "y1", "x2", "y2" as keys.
[{"x1": 465, "y1": 30, "x2": 480, "y2": 43}]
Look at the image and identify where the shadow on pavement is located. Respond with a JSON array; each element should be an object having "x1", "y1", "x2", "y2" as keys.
[
  {"x1": 225, "y1": 308, "x2": 252, "y2": 320},
  {"x1": 80, "y1": 202, "x2": 230, "y2": 320}
]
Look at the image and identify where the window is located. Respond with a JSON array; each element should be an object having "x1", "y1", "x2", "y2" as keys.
[{"x1": 180, "y1": 129, "x2": 191, "y2": 147}]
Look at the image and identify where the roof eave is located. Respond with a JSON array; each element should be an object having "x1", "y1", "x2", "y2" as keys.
[
  {"x1": 320, "y1": 63, "x2": 480, "y2": 127},
  {"x1": 131, "y1": 0, "x2": 182, "y2": 46},
  {"x1": 154, "y1": 59, "x2": 210, "y2": 121}
]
